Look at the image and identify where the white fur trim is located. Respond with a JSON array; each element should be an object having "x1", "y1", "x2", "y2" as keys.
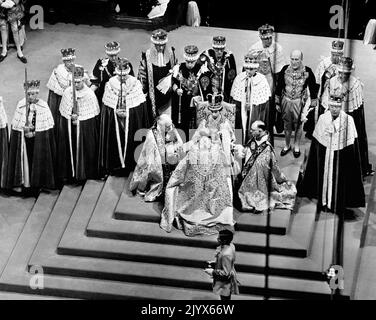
[
  {"x1": 60, "y1": 85, "x2": 100, "y2": 121},
  {"x1": 12, "y1": 99, "x2": 54, "y2": 132}
]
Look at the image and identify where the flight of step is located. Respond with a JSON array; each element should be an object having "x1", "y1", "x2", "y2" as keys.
[{"x1": 0, "y1": 171, "x2": 345, "y2": 300}]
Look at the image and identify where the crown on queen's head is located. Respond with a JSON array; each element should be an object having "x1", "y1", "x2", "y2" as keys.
[
  {"x1": 338, "y1": 56, "x2": 354, "y2": 73},
  {"x1": 24, "y1": 80, "x2": 41, "y2": 92},
  {"x1": 207, "y1": 93, "x2": 224, "y2": 111},
  {"x1": 331, "y1": 40, "x2": 344, "y2": 53},
  {"x1": 184, "y1": 45, "x2": 199, "y2": 62},
  {"x1": 105, "y1": 41, "x2": 121, "y2": 55},
  {"x1": 61, "y1": 48, "x2": 76, "y2": 61},
  {"x1": 151, "y1": 29, "x2": 168, "y2": 45},
  {"x1": 258, "y1": 24, "x2": 274, "y2": 39},
  {"x1": 212, "y1": 36, "x2": 226, "y2": 49}
]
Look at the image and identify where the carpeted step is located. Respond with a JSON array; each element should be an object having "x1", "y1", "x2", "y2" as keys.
[
  {"x1": 0, "y1": 194, "x2": 36, "y2": 274},
  {"x1": 0, "y1": 185, "x2": 81, "y2": 296},
  {"x1": 114, "y1": 180, "x2": 291, "y2": 235},
  {"x1": 86, "y1": 218, "x2": 308, "y2": 257},
  {"x1": 0, "y1": 292, "x2": 77, "y2": 300},
  {"x1": 29, "y1": 252, "x2": 333, "y2": 299},
  {"x1": 56, "y1": 176, "x2": 326, "y2": 281},
  {"x1": 58, "y1": 235, "x2": 328, "y2": 281}
]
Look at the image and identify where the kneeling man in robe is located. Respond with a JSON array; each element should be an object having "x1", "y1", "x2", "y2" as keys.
[
  {"x1": 129, "y1": 114, "x2": 184, "y2": 202},
  {"x1": 236, "y1": 120, "x2": 296, "y2": 213}
]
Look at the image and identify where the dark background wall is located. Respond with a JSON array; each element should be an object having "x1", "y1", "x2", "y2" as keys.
[{"x1": 25, "y1": 0, "x2": 374, "y2": 39}]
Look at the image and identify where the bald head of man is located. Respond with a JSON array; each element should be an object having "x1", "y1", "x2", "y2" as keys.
[{"x1": 290, "y1": 50, "x2": 303, "y2": 70}]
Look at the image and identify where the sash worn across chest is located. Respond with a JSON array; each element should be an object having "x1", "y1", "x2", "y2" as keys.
[{"x1": 241, "y1": 140, "x2": 269, "y2": 179}]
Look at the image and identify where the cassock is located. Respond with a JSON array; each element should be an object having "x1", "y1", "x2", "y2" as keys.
[
  {"x1": 58, "y1": 85, "x2": 100, "y2": 182},
  {"x1": 297, "y1": 110, "x2": 365, "y2": 211},
  {"x1": 236, "y1": 134, "x2": 296, "y2": 212},
  {"x1": 6, "y1": 99, "x2": 56, "y2": 190},
  {"x1": 138, "y1": 46, "x2": 177, "y2": 121},
  {"x1": 91, "y1": 58, "x2": 135, "y2": 104},
  {"x1": 230, "y1": 71, "x2": 271, "y2": 143},
  {"x1": 99, "y1": 75, "x2": 149, "y2": 175},
  {"x1": 129, "y1": 124, "x2": 183, "y2": 202},
  {"x1": 0, "y1": 97, "x2": 9, "y2": 189},
  {"x1": 322, "y1": 75, "x2": 372, "y2": 176},
  {"x1": 46, "y1": 64, "x2": 72, "y2": 135},
  {"x1": 202, "y1": 49, "x2": 237, "y2": 102},
  {"x1": 161, "y1": 135, "x2": 235, "y2": 236}
]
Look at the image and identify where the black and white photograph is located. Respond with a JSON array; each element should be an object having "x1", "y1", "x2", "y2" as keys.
[{"x1": 0, "y1": 0, "x2": 375, "y2": 308}]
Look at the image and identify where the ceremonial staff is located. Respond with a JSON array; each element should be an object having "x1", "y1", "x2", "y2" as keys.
[
  {"x1": 178, "y1": 73, "x2": 182, "y2": 124},
  {"x1": 71, "y1": 64, "x2": 78, "y2": 126},
  {"x1": 23, "y1": 68, "x2": 34, "y2": 138}
]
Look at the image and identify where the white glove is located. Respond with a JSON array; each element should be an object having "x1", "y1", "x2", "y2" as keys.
[{"x1": 176, "y1": 88, "x2": 183, "y2": 96}]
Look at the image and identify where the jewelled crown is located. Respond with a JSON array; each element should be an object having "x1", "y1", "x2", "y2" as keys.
[
  {"x1": 212, "y1": 36, "x2": 226, "y2": 49},
  {"x1": 244, "y1": 50, "x2": 260, "y2": 69},
  {"x1": 331, "y1": 40, "x2": 344, "y2": 52},
  {"x1": 338, "y1": 56, "x2": 354, "y2": 73},
  {"x1": 105, "y1": 41, "x2": 121, "y2": 55},
  {"x1": 115, "y1": 57, "x2": 131, "y2": 75},
  {"x1": 73, "y1": 66, "x2": 85, "y2": 80},
  {"x1": 151, "y1": 29, "x2": 168, "y2": 45},
  {"x1": 184, "y1": 45, "x2": 199, "y2": 62},
  {"x1": 258, "y1": 24, "x2": 274, "y2": 39},
  {"x1": 328, "y1": 94, "x2": 343, "y2": 106},
  {"x1": 24, "y1": 80, "x2": 40, "y2": 93},
  {"x1": 207, "y1": 93, "x2": 224, "y2": 111},
  {"x1": 61, "y1": 48, "x2": 76, "y2": 61}
]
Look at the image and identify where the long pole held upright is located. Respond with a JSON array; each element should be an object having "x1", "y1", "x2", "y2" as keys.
[{"x1": 24, "y1": 68, "x2": 30, "y2": 127}]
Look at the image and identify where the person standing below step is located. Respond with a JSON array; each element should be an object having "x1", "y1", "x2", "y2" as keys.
[
  {"x1": 0, "y1": 0, "x2": 27, "y2": 63},
  {"x1": 99, "y1": 57, "x2": 148, "y2": 177},
  {"x1": 231, "y1": 50, "x2": 271, "y2": 144},
  {"x1": 275, "y1": 50, "x2": 318, "y2": 158},
  {"x1": 138, "y1": 29, "x2": 178, "y2": 123},
  {"x1": 91, "y1": 41, "x2": 135, "y2": 106},
  {"x1": 57, "y1": 66, "x2": 100, "y2": 184},
  {"x1": 201, "y1": 36, "x2": 237, "y2": 102},
  {"x1": 6, "y1": 80, "x2": 56, "y2": 193},
  {"x1": 322, "y1": 56, "x2": 373, "y2": 177},
  {"x1": 204, "y1": 229, "x2": 239, "y2": 301},
  {"x1": 0, "y1": 96, "x2": 9, "y2": 189},
  {"x1": 46, "y1": 48, "x2": 77, "y2": 137}
]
